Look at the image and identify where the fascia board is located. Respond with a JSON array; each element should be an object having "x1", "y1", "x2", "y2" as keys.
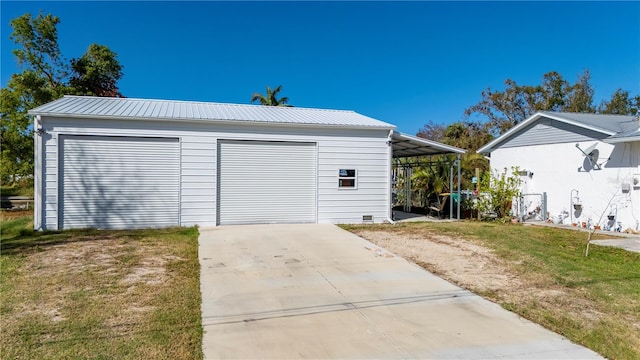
[
  {"x1": 31, "y1": 112, "x2": 397, "y2": 131},
  {"x1": 603, "y1": 136, "x2": 640, "y2": 144},
  {"x1": 393, "y1": 131, "x2": 466, "y2": 154}
]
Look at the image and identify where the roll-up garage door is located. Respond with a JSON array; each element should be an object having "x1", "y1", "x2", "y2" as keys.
[
  {"x1": 218, "y1": 140, "x2": 316, "y2": 225},
  {"x1": 60, "y1": 135, "x2": 180, "y2": 230}
]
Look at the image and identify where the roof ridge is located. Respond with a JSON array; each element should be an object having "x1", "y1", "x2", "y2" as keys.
[
  {"x1": 62, "y1": 95, "x2": 356, "y2": 113},
  {"x1": 540, "y1": 110, "x2": 636, "y2": 118}
]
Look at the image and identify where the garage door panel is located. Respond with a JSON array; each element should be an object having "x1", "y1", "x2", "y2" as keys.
[
  {"x1": 60, "y1": 135, "x2": 180, "y2": 230},
  {"x1": 218, "y1": 140, "x2": 316, "y2": 225}
]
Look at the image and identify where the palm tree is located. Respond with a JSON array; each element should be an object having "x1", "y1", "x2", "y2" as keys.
[
  {"x1": 411, "y1": 157, "x2": 451, "y2": 207},
  {"x1": 250, "y1": 85, "x2": 292, "y2": 107}
]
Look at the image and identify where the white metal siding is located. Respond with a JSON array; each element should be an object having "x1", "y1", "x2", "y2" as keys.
[
  {"x1": 38, "y1": 117, "x2": 392, "y2": 230},
  {"x1": 180, "y1": 136, "x2": 216, "y2": 227},
  {"x1": 218, "y1": 140, "x2": 317, "y2": 225},
  {"x1": 60, "y1": 135, "x2": 180, "y2": 229},
  {"x1": 44, "y1": 133, "x2": 59, "y2": 229},
  {"x1": 317, "y1": 138, "x2": 390, "y2": 223}
]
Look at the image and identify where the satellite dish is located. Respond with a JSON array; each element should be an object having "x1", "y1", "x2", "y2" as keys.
[
  {"x1": 575, "y1": 143, "x2": 602, "y2": 170},
  {"x1": 588, "y1": 149, "x2": 599, "y2": 164},
  {"x1": 582, "y1": 143, "x2": 597, "y2": 155}
]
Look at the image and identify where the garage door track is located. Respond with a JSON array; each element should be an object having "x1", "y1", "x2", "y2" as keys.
[{"x1": 199, "y1": 224, "x2": 601, "y2": 359}]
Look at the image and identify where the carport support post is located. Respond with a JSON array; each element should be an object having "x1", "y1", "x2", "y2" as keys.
[
  {"x1": 449, "y1": 163, "x2": 453, "y2": 219},
  {"x1": 457, "y1": 155, "x2": 461, "y2": 221},
  {"x1": 403, "y1": 166, "x2": 412, "y2": 213},
  {"x1": 476, "y1": 168, "x2": 481, "y2": 221}
]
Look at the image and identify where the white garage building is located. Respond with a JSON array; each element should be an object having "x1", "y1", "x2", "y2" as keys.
[{"x1": 30, "y1": 95, "x2": 462, "y2": 230}]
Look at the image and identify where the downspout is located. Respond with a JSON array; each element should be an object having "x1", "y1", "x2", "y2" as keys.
[
  {"x1": 33, "y1": 115, "x2": 43, "y2": 231},
  {"x1": 387, "y1": 130, "x2": 396, "y2": 225}
]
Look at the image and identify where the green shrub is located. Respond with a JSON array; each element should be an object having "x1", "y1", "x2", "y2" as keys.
[{"x1": 475, "y1": 167, "x2": 521, "y2": 220}]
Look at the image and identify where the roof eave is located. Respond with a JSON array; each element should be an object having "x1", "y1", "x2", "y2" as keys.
[
  {"x1": 392, "y1": 131, "x2": 466, "y2": 156},
  {"x1": 603, "y1": 136, "x2": 640, "y2": 144},
  {"x1": 31, "y1": 111, "x2": 396, "y2": 131}
]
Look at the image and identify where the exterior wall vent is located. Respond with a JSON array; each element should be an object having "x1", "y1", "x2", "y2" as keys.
[{"x1": 362, "y1": 215, "x2": 374, "y2": 222}]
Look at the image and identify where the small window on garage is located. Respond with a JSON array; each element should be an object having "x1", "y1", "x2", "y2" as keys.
[{"x1": 338, "y1": 169, "x2": 357, "y2": 189}]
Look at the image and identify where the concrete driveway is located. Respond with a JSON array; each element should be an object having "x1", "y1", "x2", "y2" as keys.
[
  {"x1": 590, "y1": 238, "x2": 640, "y2": 253},
  {"x1": 199, "y1": 224, "x2": 601, "y2": 359}
]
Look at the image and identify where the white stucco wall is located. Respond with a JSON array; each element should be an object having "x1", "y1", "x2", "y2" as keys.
[
  {"x1": 36, "y1": 116, "x2": 392, "y2": 230},
  {"x1": 490, "y1": 141, "x2": 640, "y2": 231}
]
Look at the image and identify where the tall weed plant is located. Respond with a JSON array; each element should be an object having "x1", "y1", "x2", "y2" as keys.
[{"x1": 476, "y1": 167, "x2": 522, "y2": 220}]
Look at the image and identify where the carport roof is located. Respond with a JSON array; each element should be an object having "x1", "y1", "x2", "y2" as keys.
[
  {"x1": 29, "y1": 95, "x2": 396, "y2": 129},
  {"x1": 392, "y1": 132, "x2": 466, "y2": 157}
]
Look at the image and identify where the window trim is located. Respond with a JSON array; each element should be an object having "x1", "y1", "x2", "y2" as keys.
[{"x1": 338, "y1": 168, "x2": 357, "y2": 189}]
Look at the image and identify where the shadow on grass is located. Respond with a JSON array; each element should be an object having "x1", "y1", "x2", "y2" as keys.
[
  {"x1": 11, "y1": 320, "x2": 203, "y2": 348},
  {"x1": 1, "y1": 226, "x2": 198, "y2": 256}
]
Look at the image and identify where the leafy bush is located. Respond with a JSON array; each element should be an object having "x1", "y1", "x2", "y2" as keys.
[{"x1": 475, "y1": 167, "x2": 522, "y2": 220}]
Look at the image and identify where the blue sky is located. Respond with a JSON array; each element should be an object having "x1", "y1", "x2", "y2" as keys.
[{"x1": 2, "y1": 1, "x2": 639, "y2": 135}]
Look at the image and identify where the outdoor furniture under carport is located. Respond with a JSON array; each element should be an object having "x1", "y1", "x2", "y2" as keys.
[{"x1": 428, "y1": 193, "x2": 449, "y2": 218}]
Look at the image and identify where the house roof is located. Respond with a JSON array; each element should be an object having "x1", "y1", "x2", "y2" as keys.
[
  {"x1": 29, "y1": 95, "x2": 396, "y2": 130},
  {"x1": 392, "y1": 132, "x2": 466, "y2": 157},
  {"x1": 605, "y1": 128, "x2": 640, "y2": 144},
  {"x1": 477, "y1": 111, "x2": 639, "y2": 154},
  {"x1": 538, "y1": 111, "x2": 636, "y2": 134}
]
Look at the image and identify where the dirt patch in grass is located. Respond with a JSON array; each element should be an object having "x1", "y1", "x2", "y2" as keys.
[
  {"x1": 356, "y1": 230, "x2": 522, "y2": 292},
  {"x1": 1, "y1": 209, "x2": 32, "y2": 220},
  {"x1": 1, "y1": 221, "x2": 202, "y2": 359},
  {"x1": 16, "y1": 239, "x2": 172, "y2": 321},
  {"x1": 348, "y1": 223, "x2": 640, "y2": 359}
]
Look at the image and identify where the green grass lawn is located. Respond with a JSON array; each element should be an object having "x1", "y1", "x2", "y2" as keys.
[
  {"x1": 1, "y1": 211, "x2": 202, "y2": 359},
  {"x1": 344, "y1": 222, "x2": 640, "y2": 359}
]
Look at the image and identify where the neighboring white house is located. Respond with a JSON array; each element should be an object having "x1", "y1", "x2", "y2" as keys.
[
  {"x1": 478, "y1": 111, "x2": 640, "y2": 232},
  {"x1": 29, "y1": 95, "x2": 463, "y2": 230}
]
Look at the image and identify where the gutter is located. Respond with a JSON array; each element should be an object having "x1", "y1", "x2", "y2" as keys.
[
  {"x1": 386, "y1": 130, "x2": 396, "y2": 225},
  {"x1": 603, "y1": 136, "x2": 640, "y2": 144}
]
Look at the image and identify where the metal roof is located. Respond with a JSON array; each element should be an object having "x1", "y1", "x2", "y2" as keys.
[
  {"x1": 478, "y1": 111, "x2": 640, "y2": 153},
  {"x1": 29, "y1": 95, "x2": 396, "y2": 129},
  {"x1": 538, "y1": 111, "x2": 636, "y2": 134},
  {"x1": 392, "y1": 132, "x2": 466, "y2": 158},
  {"x1": 605, "y1": 128, "x2": 640, "y2": 144}
]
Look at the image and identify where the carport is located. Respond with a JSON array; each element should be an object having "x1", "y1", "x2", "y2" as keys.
[{"x1": 391, "y1": 132, "x2": 466, "y2": 220}]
